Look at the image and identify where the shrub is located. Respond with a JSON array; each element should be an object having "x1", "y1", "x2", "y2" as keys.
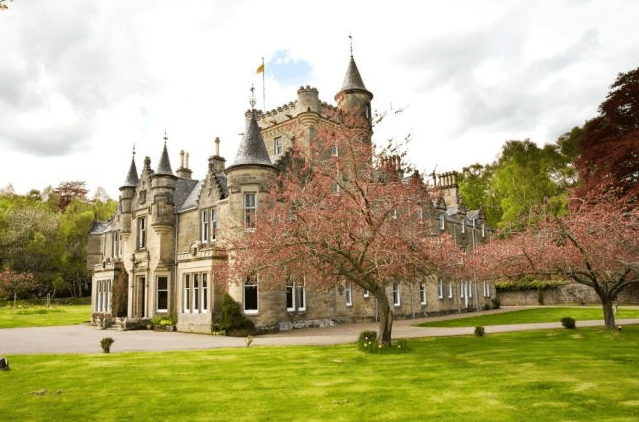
[
  {"x1": 474, "y1": 326, "x2": 485, "y2": 337},
  {"x1": 358, "y1": 330, "x2": 377, "y2": 342},
  {"x1": 212, "y1": 294, "x2": 254, "y2": 336},
  {"x1": 100, "y1": 337, "x2": 114, "y2": 353},
  {"x1": 561, "y1": 317, "x2": 576, "y2": 329},
  {"x1": 492, "y1": 298, "x2": 501, "y2": 309}
]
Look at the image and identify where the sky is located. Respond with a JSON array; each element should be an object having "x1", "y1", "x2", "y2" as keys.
[{"x1": 1, "y1": 0, "x2": 639, "y2": 199}]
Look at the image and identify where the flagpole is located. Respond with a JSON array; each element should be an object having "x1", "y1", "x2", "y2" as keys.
[{"x1": 262, "y1": 56, "x2": 265, "y2": 112}]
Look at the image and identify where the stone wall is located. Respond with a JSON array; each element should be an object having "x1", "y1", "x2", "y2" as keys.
[{"x1": 498, "y1": 282, "x2": 639, "y2": 306}]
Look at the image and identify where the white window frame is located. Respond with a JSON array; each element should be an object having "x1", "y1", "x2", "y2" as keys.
[
  {"x1": 420, "y1": 282, "x2": 427, "y2": 305},
  {"x1": 460, "y1": 281, "x2": 465, "y2": 298},
  {"x1": 243, "y1": 192, "x2": 257, "y2": 229},
  {"x1": 243, "y1": 276, "x2": 259, "y2": 314},
  {"x1": 274, "y1": 136, "x2": 283, "y2": 155},
  {"x1": 469, "y1": 282, "x2": 472, "y2": 298},
  {"x1": 286, "y1": 282, "x2": 295, "y2": 312},
  {"x1": 201, "y1": 273, "x2": 208, "y2": 312},
  {"x1": 363, "y1": 289, "x2": 369, "y2": 298},
  {"x1": 438, "y1": 280, "x2": 443, "y2": 299},
  {"x1": 201, "y1": 209, "x2": 209, "y2": 242},
  {"x1": 392, "y1": 283, "x2": 401, "y2": 307},
  {"x1": 210, "y1": 209, "x2": 217, "y2": 240},
  {"x1": 330, "y1": 144, "x2": 339, "y2": 157},
  {"x1": 461, "y1": 220, "x2": 465, "y2": 234},
  {"x1": 297, "y1": 282, "x2": 306, "y2": 312},
  {"x1": 183, "y1": 273, "x2": 191, "y2": 313},
  {"x1": 193, "y1": 273, "x2": 200, "y2": 313},
  {"x1": 448, "y1": 282, "x2": 453, "y2": 299},
  {"x1": 137, "y1": 216, "x2": 146, "y2": 249},
  {"x1": 156, "y1": 276, "x2": 168, "y2": 313},
  {"x1": 439, "y1": 213, "x2": 445, "y2": 230},
  {"x1": 345, "y1": 283, "x2": 352, "y2": 307},
  {"x1": 481, "y1": 223, "x2": 486, "y2": 238}
]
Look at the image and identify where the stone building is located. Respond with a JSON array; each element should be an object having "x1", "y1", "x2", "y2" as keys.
[{"x1": 89, "y1": 54, "x2": 495, "y2": 333}]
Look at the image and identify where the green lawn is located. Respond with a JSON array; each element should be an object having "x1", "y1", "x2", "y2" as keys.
[
  {"x1": 0, "y1": 303, "x2": 91, "y2": 328},
  {"x1": 2, "y1": 326, "x2": 639, "y2": 421},
  {"x1": 416, "y1": 306, "x2": 639, "y2": 328}
]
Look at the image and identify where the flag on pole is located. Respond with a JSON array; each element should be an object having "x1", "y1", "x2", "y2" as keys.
[{"x1": 256, "y1": 63, "x2": 264, "y2": 74}]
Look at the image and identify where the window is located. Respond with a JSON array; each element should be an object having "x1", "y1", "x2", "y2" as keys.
[
  {"x1": 481, "y1": 223, "x2": 486, "y2": 238},
  {"x1": 112, "y1": 231, "x2": 120, "y2": 257},
  {"x1": 244, "y1": 275, "x2": 258, "y2": 314},
  {"x1": 201, "y1": 210, "x2": 209, "y2": 242},
  {"x1": 468, "y1": 282, "x2": 472, "y2": 298},
  {"x1": 210, "y1": 209, "x2": 217, "y2": 240},
  {"x1": 274, "y1": 136, "x2": 282, "y2": 155},
  {"x1": 97, "y1": 280, "x2": 111, "y2": 313},
  {"x1": 330, "y1": 144, "x2": 339, "y2": 156},
  {"x1": 439, "y1": 213, "x2": 445, "y2": 230},
  {"x1": 183, "y1": 274, "x2": 191, "y2": 312},
  {"x1": 193, "y1": 273, "x2": 200, "y2": 312},
  {"x1": 202, "y1": 274, "x2": 208, "y2": 311},
  {"x1": 438, "y1": 280, "x2": 443, "y2": 299},
  {"x1": 286, "y1": 283, "x2": 295, "y2": 312},
  {"x1": 345, "y1": 283, "x2": 352, "y2": 307},
  {"x1": 297, "y1": 283, "x2": 306, "y2": 312},
  {"x1": 420, "y1": 282, "x2": 427, "y2": 305},
  {"x1": 363, "y1": 289, "x2": 369, "y2": 298},
  {"x1": 286, "y1": 281, "x2": 306, "y2": 312},
  {"x1": 157, "y1": 276, "x2": 168, "y2": 312},
  {"x1": 244, "y1": 193, "x2": 256, "y2": 229},
  {"x1": 392, "y1": 283, "x2": 400, "y2": 307},
  {"x1": 483, "y1": 281, "x2": 491, "y2": 298},
  {"x1": 137, "y1": 216, "x2": 146, "y2": 249},
  {"x1": 448, "y1": 282, "x2": 453, "y2": 299},
  {"x1": 333, "y1": 181, "x2": 341, "y2": 194},
  {"x1": 460, "y1": 282, "x2": 465, "y2": 298},
  {"x1": 461, "y1": 220, "x2": 465, "y2": 234}
]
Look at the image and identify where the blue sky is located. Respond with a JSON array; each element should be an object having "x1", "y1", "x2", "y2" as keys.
[{"x1": 1, "y1": 1, "x2": 639, "y2": 198}]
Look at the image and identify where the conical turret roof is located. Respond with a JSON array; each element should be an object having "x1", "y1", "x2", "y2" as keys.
[
  {"x1": 339, "y1": 55, "x2": 368, "y2": 92},
  {"x1": 155, "y1": 143, "x2": 174, "y2": 176},
  {"x1": 228, "y1": 111, "x2": 273, "y2": 169},
  {"x1": 121, "y1": 156, "x2": 139, "y2": 188}
]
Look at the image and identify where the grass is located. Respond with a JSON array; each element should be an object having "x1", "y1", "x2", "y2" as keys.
[
  {"x1": 0, "y1": 302, "x2": 91, "y2": 328},
  {"x1": 2, "y1": 326, "x2": 639, "y2": 421},
  {"x1": 416, "y1": 306, "x2": 639, "y2": 328}
]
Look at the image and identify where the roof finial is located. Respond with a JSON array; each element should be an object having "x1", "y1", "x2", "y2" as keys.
[
  {"x1": 132, "y1": 144, "x2": 136, "y2": 157},
  {"x1": 249, "y1": 85, "x2": 256, "y2": 110},
  {"x1": 349, "y1": 34, "x2": 353, "y2": 58},
  {"x1": 163, "y1": 129, "x2": 168, "y2": 145}
]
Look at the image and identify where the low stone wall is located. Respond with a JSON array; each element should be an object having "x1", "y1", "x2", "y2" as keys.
[{"x1": 498, "y1": 282, "x2": 639, "y2": 306}]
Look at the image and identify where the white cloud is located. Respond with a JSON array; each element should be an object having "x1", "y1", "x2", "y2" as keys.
[{"x1": 1, "y1": 0, "x2": 639, "y2": 198}]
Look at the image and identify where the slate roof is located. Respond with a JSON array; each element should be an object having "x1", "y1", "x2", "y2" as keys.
[
  {"x1": 121, "y1": 157, "x2": 139, "y2": 188},
  {"x1": 155, "y1": 143, "x2": 174, "y2": 176},
  {"x1": 339, "y1": 55, "x2": 369, "y2": 93},
  {"x1": 89, "y1": 221, "x2": 112, "y2": 235},
  {"x1": 214, "y1": 174, "x2": 228, "y2": 199},
  {"x1": 227, "y1": 111, "x2": 274, "y2": 170},
  {"x1": 173, "y1": 178, "x2": 200, "y2": 212}
]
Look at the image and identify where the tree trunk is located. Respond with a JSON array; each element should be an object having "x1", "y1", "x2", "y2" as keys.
[
  {"x1": 601, "y1": 296, "x2": 616, "y2": 330},
  {"x1": 376, "y1": 290, "x2": 394, "y2": 346}
]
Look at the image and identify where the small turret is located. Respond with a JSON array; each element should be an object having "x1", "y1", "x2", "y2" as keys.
[
  {"x1": 227, "y1": 110, "x2": 274, "y2": 172},
  {"x1": 119, "y1": 149, "x2": 139, "y2": 234},
  {"x1": 335, "y1": 54, "x2": 373, "y2": 126},
  {"x1": 151, "y1": 133, "x2": 177, "y2": 228}
]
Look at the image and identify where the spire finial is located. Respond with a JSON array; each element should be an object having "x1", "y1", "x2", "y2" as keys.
[
  {"x1": 349, "y1": 34, "x2": 353, "y2": 58},
  {"x1": 163, "y1": 129, "x2": 168, "y2": 144},
  {"x1": 249, "y1": 85, "x2": 256, "y2": 110},
  {"x1": 132, "y1": 144, "x2": 136, "y2": 157}
]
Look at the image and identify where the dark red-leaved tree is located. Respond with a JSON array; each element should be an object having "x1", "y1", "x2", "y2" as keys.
[
  {"x1": 472, "y1": 195, "x2": 639, "y2": 329},
  {"x1": 226, "y1": 111, "x2": 462, "y2": 345},
  {"x1": 575, "y1": 67, "x2": 639, "y2": 206},
  {"x1": 54, "y1": 181, "x2": 88, "y2": 213}
]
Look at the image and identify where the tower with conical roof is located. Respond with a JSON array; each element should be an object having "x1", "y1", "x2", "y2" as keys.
[
  {"x1": 151, "y1": 134, "x2": 177, "y2": 229},
  {"x1": 119, "y1": 148, "x2": 139, "y2": 235},
  {"x1": 335, "y1": 48, "x2": 374, "y2": 129}
]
